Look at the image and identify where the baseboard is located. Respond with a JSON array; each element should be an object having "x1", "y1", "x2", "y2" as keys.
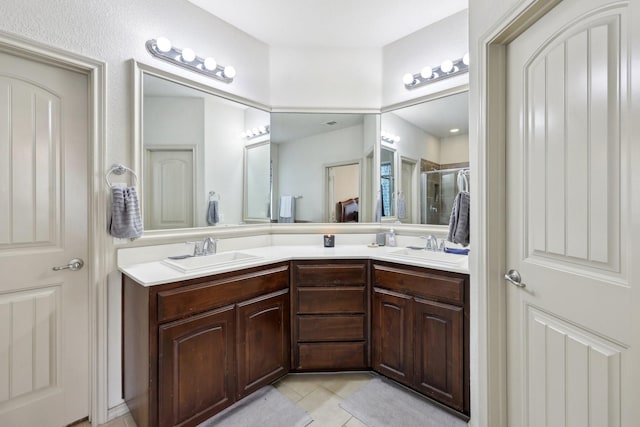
[{"x1": 107, "y1": 402, "x2": 130, "y2": 421}]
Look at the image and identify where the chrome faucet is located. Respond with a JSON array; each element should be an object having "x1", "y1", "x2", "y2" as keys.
[
  {"x1": 202, "y1": 237, "x2": 218, "y2": 255},
  {"x1": 187, "y1": 237, "x2": 218, "y2": 256},
  {"x1": 421, "y1": 235, "x2": 439, "y2": 251}
]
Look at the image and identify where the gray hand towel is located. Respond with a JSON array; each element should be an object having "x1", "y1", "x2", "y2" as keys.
[
  {"x1": 109, "y1": 185, "x2": 143, "y2": 239},
  {"x1": 447, "y1": 191, "x2": 470, "y2": 246},
  {"x1": 207, "y1": 200, "x2": 219, "y2": 225}
]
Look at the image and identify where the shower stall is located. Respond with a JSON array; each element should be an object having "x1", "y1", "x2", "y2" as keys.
[{"x1": 420, "y1": 167, "x2": 470, "y2": 225}]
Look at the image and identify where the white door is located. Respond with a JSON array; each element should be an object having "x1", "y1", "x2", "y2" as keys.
[
  {"x1": 506, "y1": 0, "x2": 635, "y2": 425},
  {"x1": 326, "y1": 163, "x2": 360, "y2": 222},
  {"x1": 0, "y1": 51, "x2": 89, "y2": 425},
  {"x1": 145, "y1": 149, "x2": 194, "y2": 229}
]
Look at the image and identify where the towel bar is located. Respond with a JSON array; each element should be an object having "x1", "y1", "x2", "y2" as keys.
[{"x1": 106, "y1": 164, "x2": 138, "y2": 187}]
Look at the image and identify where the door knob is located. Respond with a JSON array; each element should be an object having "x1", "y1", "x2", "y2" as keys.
[
  {"x1": 504, "y1": 269, "x2": 526, "y2": 288},
  {"x1": 52, "y1": 258, "x2": 84, "y2": 271}
]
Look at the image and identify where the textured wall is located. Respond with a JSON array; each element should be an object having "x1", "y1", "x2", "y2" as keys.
[{"x1": 382, "y1": 9, "x2": 469, "y2": 106}]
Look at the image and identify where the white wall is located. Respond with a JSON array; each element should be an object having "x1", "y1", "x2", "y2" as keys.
[
  {"x1": 381, "y1": 113, "x2": 440, "y2": 163},
  {"x1": 382, "y1": 10, "x2": 469, "y2": 107},
  {"x1": 203, "y1": 98, "x2": 246, "y2": 225},
  {"x1": 144, "y1": 96, "x2": 205, "y2": 224},
  {"x1": 440, "y1": 133, "x2": 469, "y2": 165},
  {"x1": 276, "y1": 124, "x2": 365, "y2": 222},
  {"x1": 270, "y1": 47, "x2": 382, "y2": 109}
]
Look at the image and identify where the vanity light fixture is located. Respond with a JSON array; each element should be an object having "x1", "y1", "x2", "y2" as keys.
[
  {"x1": 403, "y1": 52, "x2": 469, "y2": 89},
  {"x1": 241, "y1": 125, "x2": 270, "y2": 139},
  {"x1": 381, "y1": 131, "x2": 400, "y2": 144},
  {"x1": 146, "y1": 37, "x2": 236, "y2": 83}
]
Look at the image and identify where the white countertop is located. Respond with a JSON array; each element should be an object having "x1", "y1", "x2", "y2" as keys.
[{"x1": 118, "y1": 242, "x2": 470, "y2": 287}]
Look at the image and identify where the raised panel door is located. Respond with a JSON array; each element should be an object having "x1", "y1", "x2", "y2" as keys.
[
  {"x1": 158, "y1": 305, "x2": 236, "y2": 427},
  {"x1": 414, "y1": 298, "x2": 464, "y2": 412},
  {"x1": 372, "y1": 287, "x2": 413, "y2": 386},
  {"x1": 236, "y1": 289, "x2": 290, "y2": 398}
]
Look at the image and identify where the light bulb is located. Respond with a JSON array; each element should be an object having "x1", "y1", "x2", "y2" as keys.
[
  {"x1": 258, "y1": 126, "x2": 267, "y2": 134},
  {"x1": 420, "y1": 66, "x2": 433, "y2": 79},
  {"x1": 393, "y1": 136, "x2": 400, "y2": 143},
  {"x1": 223, "y1": 65, "x2": 236, "y2": 79},
  {"x1": 462, "y1": 52, "x2": 470, "y2": 66},
  {"x1": 441, "y1": 59, "x2": 454, "y2": 73},
  {"x1": 156, "y1": 37, "x2": 171, "y2": 53},
  {"x1": 450, "y1": 128, "x2": 460, "y2": 133},
  {"x1": 402, "y1": 73, "x2": 415, "y2": 86},
  {"x1": 203, "y1": 57, "x2": 217, "y2": 71},
  {"x1": 181, "y1": 48, "x2": 195, "y2": 62},
  {"x1": 240, "y1": 131, "x2": 247, "y2": 138},
  {"x1": 246, "y1": 129, "x2": 254, "y2": 137}
]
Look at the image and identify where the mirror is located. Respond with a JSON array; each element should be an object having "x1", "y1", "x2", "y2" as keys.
[
  {"x1": 244, "y1": 141, "x2": 272, "y2": 222},
  {"x1": 270, "y1": 113, "x2": 379, "y2": 223},
  {"x1": 380, "y1": 89, "x2": 469, "y2": 225},
  {"x1": 139, "y1": 70, "x2": 270, "y2": 230},
  {"x1": 380, "y1": 146, "x2": 396, "y2": 217}
]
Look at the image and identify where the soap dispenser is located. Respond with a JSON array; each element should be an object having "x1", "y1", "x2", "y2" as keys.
[{"x1": 387, "y1": 229, "x2": 397, "y2": 247}]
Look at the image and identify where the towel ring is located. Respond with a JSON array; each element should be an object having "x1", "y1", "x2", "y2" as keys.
[
  {"x1": 209, "y1": 191, "x2": 220, "y2": 201},
  {"x1": 106, "y1": 164, "x2": 138, "y2": 187}
]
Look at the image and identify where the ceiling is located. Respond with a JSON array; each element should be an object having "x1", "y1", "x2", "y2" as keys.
[
  {"x1": 271, "y1": 113, "x2": 365, "y2": 143},
  {"x1": 390, "y1": 91, "x2": 468, "y2": 138},
  {"x1": 187, "y1": 0, "x2": 468, "y2": 48}
]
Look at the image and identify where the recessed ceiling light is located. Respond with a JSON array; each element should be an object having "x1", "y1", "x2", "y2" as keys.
[{"x1": 450, "y1": 128, "x2": 460, "y2": 133}]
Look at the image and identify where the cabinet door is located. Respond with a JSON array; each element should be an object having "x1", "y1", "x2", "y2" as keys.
[
  {"x1": 236, "y1": 289, "x2": 290, "y2": 398},
  {"x1": 158, "y1": 305, "x2": 236, "y2": 427},
  {"x1": 372, "y1": 287, "x2": 413, "y2": 386},
  {"x1": 414, "y1": 297, "x2": 464, "y2": 411}
]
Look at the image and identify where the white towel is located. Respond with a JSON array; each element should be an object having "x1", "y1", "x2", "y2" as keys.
[
  {"x1": 447, "y1": 191, "x2": 470, "y2": 246},
  {"x1": 109, "y1": 185, "x2": 143, "y2": 239},
  {"x1": 279, "y1": 195, "x2": 292, "y2": 217},
  {"x1": 279, "y1": 196, "x2": 295, "y2": 223}
]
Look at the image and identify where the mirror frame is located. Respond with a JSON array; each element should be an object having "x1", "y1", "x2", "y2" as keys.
[
  {"x1": 243, "y1": 140, "x2": 272, "y2": 223},
  {"x1": 132, "y1": 60, "x2": 272, "y2": 237},
  {"x1": 131, "y1": 60, "x2": 467, "y2": 239}
]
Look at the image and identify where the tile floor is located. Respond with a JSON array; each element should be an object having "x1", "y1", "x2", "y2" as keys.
[
  {"x1": 273, "y1": 372, "x2": 374, "y2": 427},
  {"x1": 81, "y1": 372, "x2": 458, "y2": 427}
]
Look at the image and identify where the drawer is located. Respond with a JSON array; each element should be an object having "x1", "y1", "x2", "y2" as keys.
[
  {"x1": 296, "y1": 342, "x2": 367, "y2": 370},
  {"x1": 293, "y1": 261, "x2": 368, "y2": 287},
  {"x1": 372, "y1": 263, "x2": 465, "y2": 306},
  {"x1": 156, "y1": 264, "x2": 289, "y2": 323},
  {"x1": 298, "y1": 315, "x2": 365, "y2": 341},
  {"x1": 297, "y1": 287, "x2": 365, "y2": 314}
]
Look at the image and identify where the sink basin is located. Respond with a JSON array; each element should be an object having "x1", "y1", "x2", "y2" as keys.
[
  {"x1": 387, "y1": 248, "x2": 467, "y2": 266},
  {"x1": 162, "y1": 251, "x2": 261, "y2": 273}
]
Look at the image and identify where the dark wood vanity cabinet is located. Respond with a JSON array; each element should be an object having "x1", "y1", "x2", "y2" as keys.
[
  {"x1": 291, "y1": 260, "x2": 370, "y2": 371},
  {"x1": 123, "y1": 262, "x2": 290, "y2": 427},
  {"x1": 372, "y1": 261, "x2": 469, "y2": 415}
]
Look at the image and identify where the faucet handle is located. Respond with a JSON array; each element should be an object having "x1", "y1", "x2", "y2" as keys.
[{"x1": 186, "y1": 241, "x2": 204, "y2": 256}]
